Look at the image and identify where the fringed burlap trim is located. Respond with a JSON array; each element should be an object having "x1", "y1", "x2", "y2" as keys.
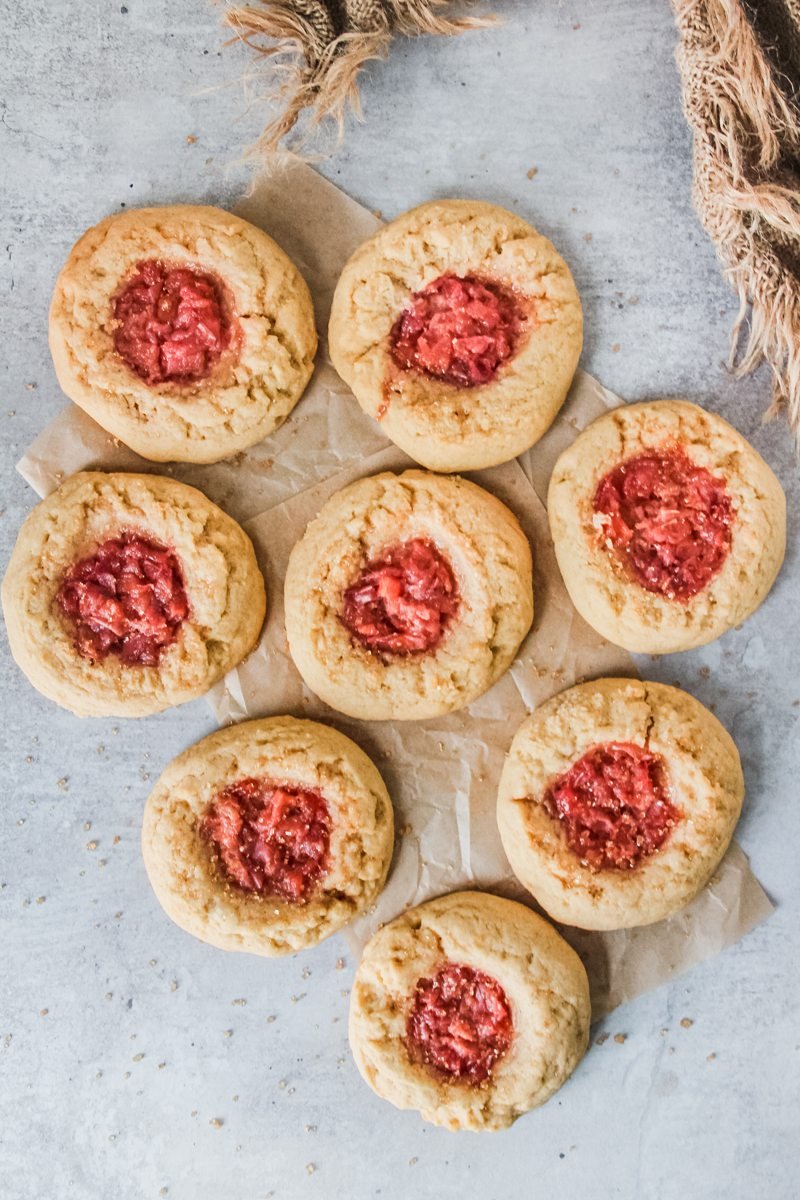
[
  {"x1": 225, "y1": 1, "x2": 495, "y2": 155},
  {"x1": 673, "y1": 0, "x2": 800, "y2": 440}
]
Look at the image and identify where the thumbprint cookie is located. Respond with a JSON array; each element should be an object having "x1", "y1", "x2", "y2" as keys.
[
  {"x1": 284, "y1": 470, "x2": 533, "y2": 721},
  {"x1": 49, "y1": 205, "x2": 317, "y2": 463},
  {"x1": 142, "y1": 717, "x2": 394, "y2": 956},
  {"x1": 1, "y1": 471, "x2": 265, "y2": 717},
  {"x1": 497, "y1": 678, "x2": 744, "y2": 930},
  {"x1": 349, "y1": 891, "x2": 590, "y2": 1131},
  {"x1": 548, "y1": 400, "x2": 785, "y2": 653},
  {"x1": 329, "y1": 200, "x2": 582, "y2": 472}
]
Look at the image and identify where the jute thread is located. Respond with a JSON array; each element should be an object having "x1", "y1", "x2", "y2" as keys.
[
  {"x1": 225, "y1": 1, "x2": 495, "y2": 154},
  {"x1": 673, "y1": 0, "x2": 800, "y2": 439}
]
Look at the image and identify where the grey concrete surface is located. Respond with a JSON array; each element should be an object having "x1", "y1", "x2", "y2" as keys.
[{"x1": 1, "y1": 2, "x2": 798, "y2": 1198}]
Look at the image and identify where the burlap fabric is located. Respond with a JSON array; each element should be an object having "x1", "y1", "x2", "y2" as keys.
[
  {"x1": 673, "y1": 0, "x2": 800, "y2": 438},
  {"x1": 226, "y1": 1, "x2": 493, "y2": 152}
]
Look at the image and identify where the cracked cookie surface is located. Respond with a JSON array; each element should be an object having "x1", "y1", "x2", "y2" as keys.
[
  {"x1": 1, "y1": 471, "x2": 266, "y2": 717},
  {"x1": 547, "y1": 400, "x2": 786, "y2": 653},
  {"x1": 284, "y1": 470, "x2": 533, "y2": 721},
  {"x1": 349, "y1": 891, "x2": 590, "y2": 1131},
  {"x1": 142, "y1": 717, "x2": 394, "y2": 956},
  {"x1": 329, "y1": 200, "x2": 582, "y2": 472},
  {"x1": 497, "y1": 678, "x2": 744, "y2": 929},
  {"x1": 49, "y1": 205, "x2": 317, "y2": 464}
]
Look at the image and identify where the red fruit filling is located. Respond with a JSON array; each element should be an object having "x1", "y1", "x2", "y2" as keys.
[
  {"x1": 593, "y1": 447, "x2": 733, "y2": 602},
  {"x1": 406, "y1": 963, "x2": 513, "y2": 1085},
  {"x1": 56, "y1": 533, "x2": 188, "y2": 666},
  {"x1": 389, "y1": 273, "x2": 527, "y2": 389},
  {"x1": 200, "y1": 777, "x2": 331, "y2": 903},
  {"x1": 113, "y1": 259, "x2": 232, "y2": 385},
  {"x1": 341, "y1": 537, "x2": 459, "y2": 656},
  {"x1": 544, "y1": 742, "x2": 680, "y2": 871}
]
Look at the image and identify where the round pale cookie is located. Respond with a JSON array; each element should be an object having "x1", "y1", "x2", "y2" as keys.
[
  {"x1": 1, "y1": 471, "x2": 265, "y2": 718},
  {"x1": 284, "y1": 470, "x2": 533, "y2": 721},
  {"x1": 349, "y1": 891, "x2": 590, "y2": 1131},
  {"x1": 49, "y1": 205, "x2": 317, "y2": 463},
  {"x1": 497, "y1": 678, "x2": 744, "y2": 930},
  {"x1": 548, "y1": 399, "x2": 786, "y2": 653},
  {"x1": 329, "y1": 199, "x2": 582, "y2": 471},
  {"x1": 142, "y1": 717, "x2": 394, "y2": 956}
]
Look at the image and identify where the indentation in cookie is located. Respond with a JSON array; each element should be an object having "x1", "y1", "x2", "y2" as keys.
[
  {"x1": 341, "y1": 536, "x2": 459, "y2": 656},
  {"x1": 593, "y1": 447, "x2": 734, "y2": 602},
  {"x1": 543, "y1": 741, "x2": 681, "y2": 871},
  {"x1": 405, "y1": 962, "x2": 513, "y2": 1085},
  {"x1": 113, "y1": 259, "x2": 235, "y2": 385},
  {"x1": 56, "y1": 532, "x2": 188, "y2": 666},
  {"x1": 200, "y1": 777, "x2": 331, "y2": 902},
  {"x1": 389, "y1": 274, "x2": 528, "y2": 390}
]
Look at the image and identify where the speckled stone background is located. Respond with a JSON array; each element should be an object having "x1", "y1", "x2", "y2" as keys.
[{"x1": 1, "y1": 2, "x2": 798, "y2": 1198}]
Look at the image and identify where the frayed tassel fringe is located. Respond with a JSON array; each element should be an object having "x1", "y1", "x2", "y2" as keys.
[
  {"x1": 673, "y1": 0, "x2": 800, "y2": 442},
  {"x1": 225, "y1": 0, "x2": 496, "y2": 156}
]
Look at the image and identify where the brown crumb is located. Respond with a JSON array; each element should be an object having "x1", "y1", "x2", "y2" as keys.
[
  {"x1": 336, "y1": 958, "x2": 346, "y2": 971},
  {"x1": 614, "y1": 1033, "x2": 627, "y2": 1044},
  {"x1": 86, "y1": 841, "x2": 98, "y2": 851},
  {"x1": 186, "y1": 134, "x2": 197, "y2": 144},
  {"x1": 526, "y1": 166, "x2": 538, "y2": 180},
  {"x1": 611, "y1": 343, "x2": 621, "y2": 353},
  {"x1": 209, "y1": 1118, "x2": 224, "y2": 1129},
  {"x1": 680, "y1": 1017, "x2": 694, "y2": 1029},
  {"x1": 707, "y1": 1052, "x2": 716, "y2": 1062},
  {"x1": 595, "y1": 1032, "x2": 609, "y2": 1046},
  {"x1": 58, "y1": 778, "x2": 69, "y2": 792}
]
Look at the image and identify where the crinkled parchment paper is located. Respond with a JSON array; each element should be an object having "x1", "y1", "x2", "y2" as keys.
[{"x1": 17, "y1": 159, "x2": 773, "y2": 1017}]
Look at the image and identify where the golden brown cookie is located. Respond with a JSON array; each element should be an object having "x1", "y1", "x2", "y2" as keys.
[
  {"x1": 49, "y1": 205, "x2": 317, "y2": 463},
  {"x1": 497, "y1": 678, "x2": 744, "y2": 930},
  {"x1": 329, "y1": 200, "x2": 582, "y2": 471},
  {"x1": 142, "y1": 717, "x2": 394, "y2": 956},
  {"x1": 349, "y1": 891, "x2": 590, "y2": 1131},
  {"x1": 548, "y1": 400, "x2": 786, "y2": 653},
  {"x1": 1, "y1": 471, "x2": 265, "y2": 717},
  {"x1": 284, "y1": 470, "x2": 533, "y2": 721}
]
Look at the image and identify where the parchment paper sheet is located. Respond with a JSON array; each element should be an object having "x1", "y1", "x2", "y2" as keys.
[{"x1": 17, "y1": 159, "x2": 773, "y2": 1018}]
